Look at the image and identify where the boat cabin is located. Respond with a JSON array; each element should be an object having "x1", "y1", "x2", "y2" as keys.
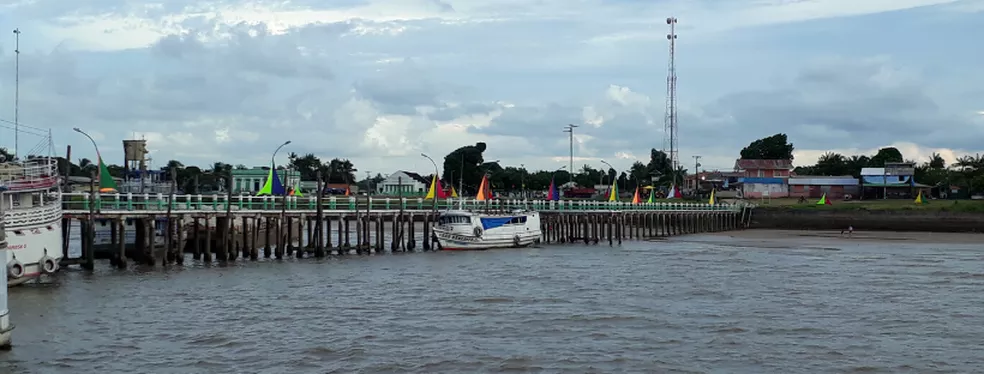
[{"x1": 438, "y1": 214, "x2": 472, "y2": 225}]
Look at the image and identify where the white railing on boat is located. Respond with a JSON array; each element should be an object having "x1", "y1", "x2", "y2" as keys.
[
  {"x1": 0, "y1": 159, "x2": 59, "y2": 192},
  {"x1": 2, "y1": 203, "x2": 62, "y2": 229}
]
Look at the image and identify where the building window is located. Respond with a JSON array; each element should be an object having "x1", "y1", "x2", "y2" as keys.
[{"x1": 757, "y1": 170, "x2": 764, "y2": 177}]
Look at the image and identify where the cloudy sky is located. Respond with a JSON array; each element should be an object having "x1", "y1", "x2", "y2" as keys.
[{"x1": 0, "y1": 0, "x2": 982, "y2": 176}]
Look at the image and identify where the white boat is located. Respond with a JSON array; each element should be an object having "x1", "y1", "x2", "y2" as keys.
[
  {"x1": 433, "y1": 209, "x2": 542, "y2": 250},
  {"x1": 1, "y1": 205, "x2": 13, "y2": 348},
  {"x1": 0, "y1": 157, "x2": 63, "y2": 287}
]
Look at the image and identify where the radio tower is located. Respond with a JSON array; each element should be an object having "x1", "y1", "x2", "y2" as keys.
[{"x1": 662, "y1": 17, "x2": 679, "y2": 186}]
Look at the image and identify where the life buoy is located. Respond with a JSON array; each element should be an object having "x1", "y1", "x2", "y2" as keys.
[
  {"x1": 473, "y1": 226, "x2": 483, "y2": 237},
  {"x1": 7, "y1": 259, "x2": 24, "y2": 279},
  {"x1": 40, "y1": 255, "x2": 58, "y2": 274},
  {"x1": 513, "y1": 235, "x2": 521, "y2": 246}
]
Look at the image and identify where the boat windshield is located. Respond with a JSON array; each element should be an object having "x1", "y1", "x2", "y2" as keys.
[{"x1": 439, "y1": 215, "x2": 471, "y2": 225}]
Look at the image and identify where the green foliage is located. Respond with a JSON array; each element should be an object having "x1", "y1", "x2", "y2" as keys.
[
  {"x1": 441, "y1": 142, "x2": 487, "y2": 195},
  {"x1": 739, "y1": 133, "x2": 795, "y2": 160},
  {"x1": 868, "y1": 147, "x2": 904, "y2": 167}
]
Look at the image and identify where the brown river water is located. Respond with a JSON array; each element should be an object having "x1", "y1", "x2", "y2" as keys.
[{"x1": 2, "y1": 230, "x2": 982, "y2": 373}]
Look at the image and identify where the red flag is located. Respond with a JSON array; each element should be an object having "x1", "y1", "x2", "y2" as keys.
[{"x1": 436, "y1": 178, "x2": 447, "y2": 199}]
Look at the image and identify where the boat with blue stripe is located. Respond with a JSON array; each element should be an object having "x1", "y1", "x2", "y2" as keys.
[{"x1": 432, "y1": 210, "x2": 542, "y2": 250}]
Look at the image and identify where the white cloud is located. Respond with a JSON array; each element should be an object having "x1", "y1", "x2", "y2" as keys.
[{"x1": 0, "y1": 0, "x2": 982, "y2": 178}]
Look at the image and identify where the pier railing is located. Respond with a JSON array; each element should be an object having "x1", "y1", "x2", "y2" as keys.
[{"x1": 61, "y1": 192, "x2": 742, "y2": 214}]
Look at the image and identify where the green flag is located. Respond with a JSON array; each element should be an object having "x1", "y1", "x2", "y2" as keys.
[{"x1": 98, "y1": 157, "x2": 118, "y2": 192}]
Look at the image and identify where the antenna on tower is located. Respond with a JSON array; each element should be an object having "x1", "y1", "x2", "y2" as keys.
[
  {"x1": 663, "y1": 17, "x2": 679, "y2": 187},
  {"x1": 13, "y1": 28, "x2": 20, "y2": 160}
]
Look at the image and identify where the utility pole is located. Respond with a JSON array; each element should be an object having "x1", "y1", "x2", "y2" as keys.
[
  {"x1": 693, "y1": 155, "x2": 701, "y2": 192},
  {"x1": 563, "y1": 124, "x2": 578, "y2": 184},
  {"x1": 12, "y1": 28, "x2": 20, "y2": 159},
  {"x1": 365, "y1": 170, "x2": 371, "y2": 196}
]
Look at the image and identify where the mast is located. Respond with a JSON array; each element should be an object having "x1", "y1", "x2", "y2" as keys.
[{"x1": 12, "y1": 28, "x2": 20, "y2": 160}]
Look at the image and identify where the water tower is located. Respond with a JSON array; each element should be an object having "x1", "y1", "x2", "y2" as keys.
[{"x1": 122, "y1": 139, "x2": 149, "y2": 174}]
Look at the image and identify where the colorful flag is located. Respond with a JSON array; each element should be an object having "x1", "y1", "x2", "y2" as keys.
[
  {"x1": 546, "y1": 178, "x2": 560, "y2": 201},
  {"x1": 97, "y1": 157, "x2": 118, "y2": 193},
  {"x1": 425, "y1": 175, "x2": 447, "y2": 199},
  {"x1": 608, "y1": 180, "x2": 618, "y2": 202},
  {"x1": 816, "y1": 193, "x2": 831, "y2": 205},
  {"x1": 257, "y1": 165, "x2": 286, "y2": 196},
  {"x1": 476, "y1": 175, "x2": 491, "y2": 201},
  {"x1": 631, "y1": 187, "x2": 641, "y2": 204}
]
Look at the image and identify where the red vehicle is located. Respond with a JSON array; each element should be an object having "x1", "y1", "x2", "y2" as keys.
[{"x1": 563, "y1": 187, "x2": 596, "y2": 199}]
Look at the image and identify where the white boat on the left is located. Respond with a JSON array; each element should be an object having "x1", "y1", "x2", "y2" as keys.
[
  {"x1": 0, "y1": 157, "x2": 63, "y2": 287},
  {"x1": 1, "y1": 201, "x2": 13, "y2": 348}
]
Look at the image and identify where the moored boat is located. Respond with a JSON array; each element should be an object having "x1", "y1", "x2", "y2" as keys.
[
  {"x1": 1, "y1": 157, "x2": 63, "y2": 286},
  {"x1": 433, "y1": 209, "x2": 542, "y2": 250},
  {"x1": 430, "y1": 171, "x2": 542, "y2": 250},
  {"x1": 1, "y1": 203, "x2": 13, "y2": 348}
]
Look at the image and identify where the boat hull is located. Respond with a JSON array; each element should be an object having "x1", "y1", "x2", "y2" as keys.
[
  {"x1": 6, "y1": 222, "x2": 62, "y2": 287},
  {"x1": 437, "y1": 231, "x2": 541, "y2": 251}
]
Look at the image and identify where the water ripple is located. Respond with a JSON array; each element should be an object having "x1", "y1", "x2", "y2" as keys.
[{"x1": 2, "y1": 233, "x2": 983, "y2": 373}]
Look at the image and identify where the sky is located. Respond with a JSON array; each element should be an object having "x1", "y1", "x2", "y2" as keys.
[{"x1": 0, "y1": 0, "x2": 982, "y2": 176}]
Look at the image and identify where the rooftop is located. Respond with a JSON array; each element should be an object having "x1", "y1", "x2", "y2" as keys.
[{"x1": 734, "y1": 159, "x2": 794, "y2": 170}]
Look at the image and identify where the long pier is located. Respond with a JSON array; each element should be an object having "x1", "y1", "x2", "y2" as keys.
[{"x1": 59, "y1": 192, "x2": 754, "y2": 270}]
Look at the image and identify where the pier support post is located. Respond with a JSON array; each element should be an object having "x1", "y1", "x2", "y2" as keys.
[
  {"x1": 192, "y1": 218, "x2": 201, "y2": 260},
  {"x1": 116, "y1": 218, "x2": 127, "y2": 269},
  {"x1": 203, "y1": 217, "x2": 212, "y2": 263},
  {"x1": 176, "y1": 216, "x2": 185, "y2": 265}
]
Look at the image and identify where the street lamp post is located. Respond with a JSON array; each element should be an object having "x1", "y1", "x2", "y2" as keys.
[
  {"x1": 73, "y1": 128, "x2": 100, "y2": 270},
  {"x1": 421, "y1": 153, "x2": 440, "y2": 213},
  {"x1": 272, "y1": 141, "x2": 291, "y2": 259},
  {"x1": 73, "y1": 127, "x2": 101, "y2": 163},
  {"x1": 600, "y1": 159, "x2": 615, "y2": 195},
  {"x1": 520, "y1": 163, "x2": 526, "y2": 200}
]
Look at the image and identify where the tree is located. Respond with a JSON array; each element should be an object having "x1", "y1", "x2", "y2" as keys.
[
  {"x1": 646, "y1": 149, "x2": 675, "y2": 187},
  {"x1": 814, "y1": 152, "x2": 849, "y2": 176},
  {"x1": 357, "y1": 172, "x2": 386, "y2": 193},
  {"x1": 629, "y1": 161, "x2": 650, "y2": 189},
  {"x1": 442, "y1": 142, "x2": 487, "y2": 195},
  {"x1": 868, "y1": 147, "x2": 903, "y2": 167},
  {"x1": 929, "y1": 152, "x2": 945, "y2": 169},
  {"x1": 324, "y1": 158, "x2": 356, "y2": 184},
  {"x1": 569, "y1": 164, "x2": 597, "y2": 187},
  {"x1": 0, "y1": 147, "x2": 12, "y2": 162},
  {"x1": 739, "y1": 133, "x2": 795, "y2": 160},
  {"x1": 288, "y1": 153, "x2": 322, "y2": 181}
]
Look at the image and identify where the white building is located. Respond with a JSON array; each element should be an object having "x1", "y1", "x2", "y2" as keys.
[{"x1": 378, "y1": 171, "x2": 431, "y2": 196}]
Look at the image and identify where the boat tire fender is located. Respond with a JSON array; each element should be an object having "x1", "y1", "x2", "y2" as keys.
[
  {"x1": 40, "y1": 256, "x2": 58, "y2": 274},
  {"x1": 7, "y1": 259, "x2": 24, "y2": 279},
  {"x1": 473, "y1": 227, "x2": 483, "y2": 237},
  {"x1": 513, "y1": 235, "x2": 521, "y2": 246}
]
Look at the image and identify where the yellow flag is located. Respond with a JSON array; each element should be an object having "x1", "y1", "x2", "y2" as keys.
[{"x1": 424, "y1": 175, "x2": 437, "y2": 199}]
